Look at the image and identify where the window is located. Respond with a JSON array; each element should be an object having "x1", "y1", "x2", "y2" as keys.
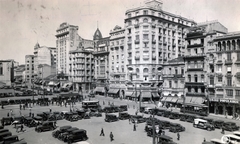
[
  {"x1": 128, "y1": 21, "x2": 132, "y2": 26},
  {"x1": 217, "y1": 65, "x2": 222, "y2": 72},
  {"x1": 195, "y1": 87, "x2": 198, "y2": 93},
  {"x1": 188, "y1": 87, "x2": 191, "y2": 92},
  {"x1": 181, "y1": 68, "x2": 184, "y2": 75},
  {"x1": 169, "y1": 68, "x2": 171, "y2": 74},
  {"x1": 143, "y1": 18, "x2": 148, "y2": 23},
  {"x1": 136, "y1": 35, "x2": 139, "y2": 40},
  {"x1": 188, "y1": 75, "x2": 191, "y2": 82},
  {"x1": 236, "y1": 90, "x2": 240, "y2": 96},
  {"x1": 195, "y1": 48, "x2": 198, "y2": 54},
  {"x1": 169, "y1": 81, "x2": 172, "y2": 88},
  {"x1": 210, "y1": 76, "x2": 214, "y2": 85},
  {"x1": 143, "y1": 34, "x2": 148, "y2": 40},
  {"x1": 0, "y1": 63, "x2": 3, "y2": 75},
  {"x1": 237, "y1": 52, "x2": 240, "y2": 60},
  {"x1": 227, "y1": 66, "x2": 232, "y2": 73},
  {"x1": 201, "y1": 75, "x2": 204, "y2": 82},
  {"x1": 143, "y1": 68, "x2": 148, "y2": 73},
  {"x1": 227, "y1": 77, "x2": 232, "y2": 86},
  {"x1": 128, "y1": 29, "x2": 131, "y2": 34},
  {"x1": 143, "y1": 10, "x2": 148, "y2": 15},
  {"x1": 194, "y1": 75, "x2": 198, "y2": 82},
  {"x1": 218, "y1": 76, "x2": 222, "y2": 82},
  {"x1": 136, "y1": 68, "x2": 139, "y2": 73},
  {"x1": 143, "y1": 25, "x2": 149, "y2": 29},
  {"x1": 226, "y1": 89, "x2": 233, "y2": 97},
  {"x1": 227, "y1": 53, "x2": 231, "y2": 60},
  {"x1": 175, "y1": 68, "x2": 178, "y2": 74},
  {"x1": 175, "y1": 81, "x2": 178, "y2": 88},
  {"x1": 218, "y1": 54, "x2": 222, "y2": 59}
]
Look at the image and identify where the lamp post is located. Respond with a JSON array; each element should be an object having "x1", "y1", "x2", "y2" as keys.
[{"x1": 139, "y1": 84, "x2": 142, "y2": 110}]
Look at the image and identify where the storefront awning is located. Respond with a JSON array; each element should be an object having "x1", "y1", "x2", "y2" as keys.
[
  {"x1": 94, "y1": 87, "x2": 105, "y2": 93},
  {"x1": 164, "y1": 97, "x2": 173, "y2": 102},
  {"x1": 108, "y1": 89, "x2": 115, "y2": 94},
  {"x1": 161, "y1": 97, "x2": 167, "y2": 101},
  {"x1": 141, "y1": 91, "x2": 151, "y2": 98},
  {"x1": 152, "y1": 92, "x2": 159, "y2": 97},
  {"x1": 185, "y1": 97, "x2": 192, "y2": 103},
  {"x1": 177, "y1": 98, "x2": 184, "y2": 104},
  {"x1": 171, "y1": 97, "x2": 178, "y2": 103},
  {"x1": 192, "y1": 97, "x2": 204, "y2": 104},
  {"x1": 112, "y1": 89, "x2": 119, "y2": 94},
  {"x1": 125, "y1": 91, "x2": 134, "y2": 97}
]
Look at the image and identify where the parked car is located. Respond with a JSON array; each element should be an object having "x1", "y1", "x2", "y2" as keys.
[
  {"x1": 193, "y1": 119, "x2": 215, "y2": 131},
  {"x1": 140, "y1": 106, "x2": 147, "y2": 113},
  {"x1": 2, "y1": 117, "x2": 12, "y2": 125},
  {"x1": 65, "y1": 112, "x2": 80, "y2": 122},
  {"x1": 35, "y1": 121, "x2": 57, "y2": 133},
  {"x1": 158, "y1": 135, "x2": 177, "y2": 144},
  {"x1": 65, "y1": 129, "x2": 88, "y2": 144},
  {"x1": 119, "y1": 105, "x2": 128, "y2": 112},
  {"x1": 169, "y1": 123, "x2": 185, "y2": 133},
  {"x1": 2, "y1": 135, "x2": 19, "y2": 144},
  {"x1": 163, "y1": 111, "x2": 171, "y2": 118},
  {"x1": 76, "y1": 110, "x2": 89, "y2": 119},
  {"x1": 0, "y1": 132, "x2": 12, "y2": 142},
  {"x1": 131, "y1": 115, "x2": 146, "y2": 124},
  {"x1": 60, "y1": 127, "x2": 79, "y2": 142},
  {"x1": 11, "y1": 140, "x2": 27, "y2": 144},
  {"x1": 52, "y1": 125, "x2": 72, "y2": 138},
  {"x1": 105, "y1": 114, "x2": 118, "y2": 122},
  {"x1": 222, "y1": 122, "x2": 239, "y2": 132},
  {"x1": 214, "y1": 120, "x2": 224, "y2": 129},
  {"x1": 169, "y1": 112, "x2": 180, "y2": 120},
  {"x1": 0, "y1": 129, "x2": 9, "y2": 134},
  {"x1": 156, "y1": 109, "x2": 166, "y2": 117},
  {"x1": 119, "y1": 112, "x2": 130, "y2": 120},
  {"x1": 186, "y1": 115, "x2": 196, "y2": 123}
]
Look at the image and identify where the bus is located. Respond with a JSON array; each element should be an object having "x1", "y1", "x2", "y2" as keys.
[{"x1": 82, "y1": 100, "x2": 100, "y2": 109}]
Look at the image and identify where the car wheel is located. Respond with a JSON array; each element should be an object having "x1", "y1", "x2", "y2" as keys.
[
  {"x1": 193, "y1": 124, "x2": 197, "y2": 128},
  {"x1": 207, "y1": 127, "x2": 211, "y2": 131}
]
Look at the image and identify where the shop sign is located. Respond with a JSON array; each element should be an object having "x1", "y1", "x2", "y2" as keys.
[{"x1": 219, "y1": 99, "x2": 238, "y2": 104}]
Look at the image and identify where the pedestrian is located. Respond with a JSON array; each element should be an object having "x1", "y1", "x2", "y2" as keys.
[
  {"x1": 133, "y1": 124, "x2": 136, "y2": 131},
  {"x1": 50, "y1": 108, "x2": 52, "y2": 113},
  {"x1": 29, "y1": 112, "x2": 31, "y2": 117},
  {"x1": 177, "y1": 132, "x2": 180, "y2": 140},
  {"x1": 103, "y1": 101, "x2": 105, "y2": 105},
  {"x1": 162, "y1": 130, "x2": 165, "y2": 135},
  {"x1": 221, "y1": 128, "x2": 225, "y2": 134},
  {"x1": 203, "y1": 138, "x2": 206, "y2": 142},
  {"x1": 19, "y1": 111, "x2": 22, "y2": 116},
  {"x1": 23, "y1": 105, "x2": 25, "y2": 110},
  {"x1": 110, "y1": 132, "x2": 114, "y2": 142},
  {"x1": 20, "y1": 124, "x2": 24, "y2": 132},
  {"x1": 129, "y1": 118, "x2": 131, "y2": 124},
  {"x1": 65, "y1": 102, "x2": 67, "y2": 107},
  {"x1": 1, "y1": 119, "x2": 4, "y2": 128},
  {"x1": 32, "y1": 113, "x2": 34, "y2": 118},
  {"x1": 100, "y1": 128, "x2": 105, "y2": 136},
  {"x1": 20, "y1": 104, "x2": 22, "y2": 110},
  {"x1": 7, "y1": 113, "x2": 9, "y2": 117}
]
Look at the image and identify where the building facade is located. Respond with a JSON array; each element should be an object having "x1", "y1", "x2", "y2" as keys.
[
  {"x1": 124, "y1": 0, "x2": 196, "y2": 102},
  {"x1": 93, "y1": 28, "x2": 110, "y2": 96},
  {"x1": 210, "y1": 32, "x2": 240, "y2": 116},
  {"x1": 0, "y1": 60, "x2": 14, "y2": 86},
  {"x1": 69, "y1": 49, "x2": 94, "y2": 93},
  {"x1": 14, "y1": 64, "x2": 25, "y2": 85},
  {"x1": 184, "y1": 20, "x2": 228, "y2": 115},
  {"x1": 162, "y1": 57, "x2": 185, "y2": 107},
  {"x1": 25, "y1": 55, "x2": 35, "y2": 84}
]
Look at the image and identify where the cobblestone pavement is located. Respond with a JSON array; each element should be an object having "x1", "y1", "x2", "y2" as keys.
[{"x1": 0, "y1": 94, "x2": 239, "y2": 144}]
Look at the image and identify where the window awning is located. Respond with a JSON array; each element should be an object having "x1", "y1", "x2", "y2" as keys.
[
  {"x1": 141, "y1": 91, "x2": 152, "y2": 98},
  {"x1": 165, "y1": 97, "x2": 173, "y2": 102},
  {"x1": 177, "y1": 98, "x2": 184, "y2": 104},
  {"x1": 94, "y1": 87, "x2": 105, "y2": 93},
  {"x1": 151, "y1": 92, "x2": 159, "y2": 97},
  {"x1": 108, "y1": 89, "x2": 115, "y2": 94},
  {"x1": 112, "y1": 89, "x2": 120, "y2": 94},
  {"x1": 185, "y1": 97, "x2": 193, "y2": 103},
  {"x1": 171, "y1": 97, "x2": 178, "y2": 103},
  {"x1": 161, "y1": 97, "x2": 167, "y2": 101},
  {"x1": 125, "y1": 91, "x2": 133, "y2": 97}
]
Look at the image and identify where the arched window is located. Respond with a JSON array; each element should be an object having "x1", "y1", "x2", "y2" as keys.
[
  {"x1": 201, "y1": 75, "x2": 205, "y2": 82},
  {"x1": 232, "y1": 40, "x2": 236, "y2": 50},
  {"x1": 227, "y1": 41, "x2": 231, "y2": 50},
  {"x1": 143, "y1": 18, "x2": 148, "y2": 23},
  {"x1": 194, "y1": 74, "x2": 198, "y2": 82},
  {"x1": 188, "y1": 75, "x2": 191, "y2": 82},
  {"x1": 222, "y1": 41, "x2": 226, "y2": 51},
  {"x1": 152, "y1": 68, "x2": 155, "y2": 73},
  {"x1": 218, "y1": 42, "x2": 222, "y2": 51},
  {"x1": 136, "y1": 68, "x2": 139, "y2": 73},
  {"x1": 143, "y1": 68, "x2": 148, "y2": 73},
  {"x1": 195, "y1": 87, "x2": 198, "y2": 93}
]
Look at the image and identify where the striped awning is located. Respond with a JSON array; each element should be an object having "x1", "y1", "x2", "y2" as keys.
[
  {"x1": 141, "y1": 91, "x2": 151, "y2": 98},
  {"x1": 125, "y1": 91, "x2": 133, "y2": 97},
  {"x1": 171, "y1": 97, "x2": 178, "y2": 103},
  {"x1": 94, "y1": 87, "x2": 105, "y2": 93}
]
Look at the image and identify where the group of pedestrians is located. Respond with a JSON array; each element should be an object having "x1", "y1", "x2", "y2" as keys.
[{"x1": 99, "y1": 128, "x2": 114, "y2": 142}]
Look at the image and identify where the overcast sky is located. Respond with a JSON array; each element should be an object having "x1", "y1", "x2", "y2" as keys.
[{"x1": 0, "y1": 0, "x2": 240, "y2": 64}]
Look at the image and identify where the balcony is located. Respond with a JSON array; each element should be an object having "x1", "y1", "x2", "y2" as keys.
[
  {"x1": 185, "y1": 82, "x2": 205, "y2": 87},
  {"x1": 215, "y1": 83, "x2": 223, "y2": 88},
  {"x1": 128, "y1": 56, "x2": 132, "y2": 59},
  {"x1": 187, "y1": 67, "x2": 204, "y2": 71},
  {"x1": 134, "y1": 24, "x2": 139, "y2": 28},
  {"x1": 225, "y1": 59, "x2": 233, "y2": 65},
  {"x1": 209, "y1": 59, "x2": 214, "y2": 64},
  {"x1": 172, "y1": 43, "x2": 176, "y2": 47},
  {"x1": 75, "y1": 73, "x2": 84, "y2": 76},
  {"x1": 151, "y1": 24, "x2": 156, "y2": 28},
  {"x1": 184, "y1": 53, "x2": 206, "y2": 59},
  {"x1": 186, "y1": 92, "x2": 205, "y2": 97},
  {"x1": 143, "y1": 55, "x2": 149, "y2": 59},
  {"x1": 207, "y1": 84, "x2": 215, "y2": 88},
  {"x1": 163, "y1": 41, "x2": 167, "y2": 45},
  {"x1": 127, "y1": 40, "x2": 132, "y2": 44},
  {"x1": 135, "y1": 39, "x2": 140, "y2": 44},
  {"x1": 173, "y1": 74, "x2": 183, "y2": 78},
  {"x1": 76, "y1": 61, "x2": 85, "y2": 64},
  {"x1": 187, "y1": 43, "x2": 204, "y2": 48},
  {"x1": 216, "y1": 60, "x2": 223, "y2": 64},
  {"x1": 135, "y1": 55, "x2": 140, "y2": 60},
  {"x1": 76, "y1": 55, "x2": 85, "y2": 58},
  {"x1": 235, "y1": 59, "x2": 240, "y2": 64}
]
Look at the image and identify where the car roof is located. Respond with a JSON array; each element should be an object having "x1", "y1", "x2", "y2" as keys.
[
  {"x1": 67, "y1": 127, "x2": 79, "y2": 132},
  {"x1": 0, "y1": 131, "x2": 12, "y2": 136},
  {"x1": 3, "y1": 135, "x2": 18, "y2": 139},
  {"x1": 233, "y1": 131, "x2": 240, "y2": 135},
  {"x1": 72, "y1": 129, "x2": 86, "y2": 133},
  {"x1": 211, "y1": 138, "x2": 225, "y2": 143},
  {"x1": 11, "y1": 140, "x2": 27, "y2": 144},
  {"x1": 215, "y1": 120, "x2": 224, "y2": 122},
  {"x1": 159, "y1": 135, "x2": 172, "y2": 140},
  {"x1": 194, "y1": 118, "x2": 207, "y2": 122},
  {"x1": 225, "y1": 122, "x2": 235, "y2": 124},
  {"x1": 224, "y1": 134, "x2": 240, "y2": 139},
  {"x1": 0, "y1": 129, "x2": 9, "y2": 132}
]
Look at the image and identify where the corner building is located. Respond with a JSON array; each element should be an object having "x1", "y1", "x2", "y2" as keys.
[
  {"x1": 211, "y1": 32, "x2": 240, "y2": 116},
  {"x1": 124, "y1": 0, "x2": 196, "y2": 101}
]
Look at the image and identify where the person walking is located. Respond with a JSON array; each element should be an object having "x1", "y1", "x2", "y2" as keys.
[
  {"x1": 203, "y1": 138, "x2": 206, "y2": 142},
  {"x1": 129, "y1": 118, "x2": 131, "y2": 124},
  {"x1": 20, "y1": 104, "x2": 22, "y2": 110},
  {"x1": 133, "y1": 124, "x2": 136, "y2": 131},
  {"x1": 20, "y1": 124, "x2": 24, "y2": 132},
  {"x1": 100, "y1": 128, "x2": 105, "y2": 136},
  {"x1": 177, "y1": 132, "x2": 180, "y2": 141},
  {"x1": 50, "y1": 108, "x2": 52, "y2": 113},
  {"x1": 110, "y1": 132, "x2": 114, "y2": 142},
  {"x1": 221, "y1": 128, "x2": 225, "y2": 134}
]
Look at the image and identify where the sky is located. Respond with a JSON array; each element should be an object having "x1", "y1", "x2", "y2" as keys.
[{"x1": 0, "y1": 0, "x2": 240, "y2": 65}]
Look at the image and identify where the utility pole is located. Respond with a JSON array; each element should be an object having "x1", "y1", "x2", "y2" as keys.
[{"x1": 152, "y1": 113, "x2": 156, "y2": 144}]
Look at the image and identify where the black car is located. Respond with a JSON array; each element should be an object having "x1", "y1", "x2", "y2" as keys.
[
  {"x1": 159, "y1": 120, "x2": 171, "y2": 129},
  {"x1": 169, "y1": 123, "x2": 185, "y2": 133},
  {"x1": 186, "y1": 115, "x2": 196, "y2": 123},
  {"x1": 131, "y1": 115, "x2": 146, "y2": 124},
  {"x1": 105, "y1": 114, "x2": 118, "y2": 122},
  {"x1": 222, "y1": 122, "x2": 239, "y2": 132},
  {"x1": 2, "y1": 117, "x2": 12, "y2": 125},
  {"x1": 163, "y1": 111, "x2": 171, "y2": 118},
  {"x1": 65, "y1": 112, "x2": 80, "y2": 122},
  {"x1": 0, "y1": 132, "x2": 12, "y2": 142},
  {"x1": 0, "y1": 129, "x2": 9, "y2": 134},
  {"x1": 35, "y1": 121, "x2": 57, "y2": 133},
  {"x1": 158, "y1": 135, "x2": 177, "y2": 144},
  {"x1": 213, "y1": 120, "x2": 224, "y2": 129},
  {"x1": 119, "y1": 112, "x2": 130, "y2": 120},
  {"x1": 2, "y1": 135, "x2": 19, "y2": 144},
  {"x1": 60, "y1": 127, "x2": 79, "y2": 142},
  {"x1": 119, "y1": 105, "x2": 128, "y2": 112},
  {"x1": 169, "y1": 112, "x2": 180, "y2": 120},
  {"x1": 103, "y1": 106, "x2": 119, "y2": 113},
  {"x1": 52, "y1": 125, "x2": 72, "y2": 138},
  {"x1": 65, "y1": 129, "x2": 88, "y2": 144}
]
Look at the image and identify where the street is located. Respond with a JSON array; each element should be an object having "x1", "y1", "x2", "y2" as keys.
[{"x1": 0, "y1": 95, "x2": 239, "y2": 144}]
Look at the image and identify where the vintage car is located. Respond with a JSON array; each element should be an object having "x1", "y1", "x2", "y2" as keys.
[
  {"x1": 33, "y1": 116, "x2": 43, "y2": 125},
  {"x1": 35, "y1": 121, "x2": 57, "y2": 133},
  {"x1": 2, "y1": 117, "x2": 12, "y2": 125},
  {"x1": 169, "y1": 112, "x2": 180, "y2": 120},
  {"x1": 130, "y1": 115, "x2": 146, "y2": 124},
  {"x1": 193, "y1": 119, "x2": 215, "y2": 131},
  {"x1": 36, "y1": 113, "x2": 48, "y2": 121},
  {"x1": 103, "y1": 106, "x2": 120, "y2": 113},
  {"x1": 65, "y1": 112, "x2": 80, "y2": 122},
  {"x1": 203, "y1": 118, "x2": 214, "y2": 125},
  {"x1": 0, "y1": 132, "x2": 12, "y2": 142},
  {"x1": 52, "y1": 111, "x2": 64, "y2": 120},
  {"x1": 157, "y1": 135, "x2": 177, "y2": 144},
  {"x1": 169, "y1": 123, "x2": 185, "y2": 133},
  {"x1": 186, "y1": 115, "x2": 196, "y2": 123},
  {"x1": 159, "y1": 120, "x2": 171, "y2": 129},
  {"x1": 11, "y1": 140, "x2": 27, "y2": 144},
  {"x1": 76, "y1": 109, "x2": 90, "y2": 119},
  {"x1": 221, "y1": 134, "x2": 240, "y2": 143},
  {"x1": 105, "y1": 114, "x2": 118, "y2": 122},
  {"x1": 59, "y1": 127, "x2": 79, "y2": 142},
  {"x1": 140, "y1": 106, "x2": 147, "y2": 113},
  {"x1": 65, "y1": 129, "x2": 88, "y2": 144},
  {"x1": 118, "y1": 112, "x2": 130, "y2": 120},
  {"x1": 156, "y1": 109, "x2": 166, "y2": 117},
  {"x1": 0, "y1": 129, "x2": 9, "y2": 134},
  {"x1": 119, "y1": 105, "x2": 128, "y2": 112},
  {"x1": 89, "y1": 109, "x2": 102, "y2": 117},
  {"x1": 163, "y1": 111, "x2": 171, "y2": 118},
  {"x1": 2, "y1": 135, "x2": 19, "y2": 144},
  {"x1": 222, "y1": 122, "x2": 239, "y2": 132},
  {"x1": 214, "y1": 120, "x2": 224, "y2": 129},
  {"x1": 22, "y1": 117, "x2": 36, "y2": 127},
  {"x1": 52, "y1": 125, "x2": 72, "y2": 138}
]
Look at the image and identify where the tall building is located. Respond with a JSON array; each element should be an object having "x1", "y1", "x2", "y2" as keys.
[
  {"x1": 14, "y1": 64, "x2": 25, "y2": 85},
  {"x1": 25, "y1": 55, "x2": 35, "y2": 84},
  {"x1": 108, "y1": 25, "x2": 126, "y2": 98},
  {"x1": 93, "y1": 28, "x2": 110, "y2": 96},
  {"x1": 184, "y1": 20, "x2": 228, "y2": 115},
  {"x1": 0, "y1": 60, "x2": 14, "y2": 86},
  {"x1": 124, "y1": 0, "x2": 196, "y2": 101},
  {"x1": 69, "y1": 49, "x2": 94, "y2": 93},
  {"x1": 210, "y1": 32, "x2": 240, "y2": 116}
]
